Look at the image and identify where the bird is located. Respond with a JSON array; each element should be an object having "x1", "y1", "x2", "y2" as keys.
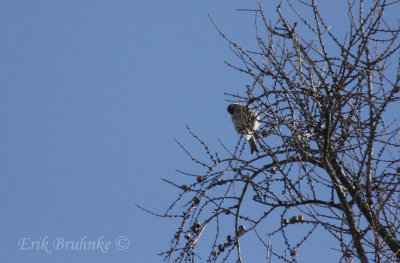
[{"x1": 227, "y1": 103, "x2": 260, "y2": 154}]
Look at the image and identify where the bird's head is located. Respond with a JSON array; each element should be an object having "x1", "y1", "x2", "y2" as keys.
[{"x1": 227, "y1": 104, "x2": 239, "y2": 115}]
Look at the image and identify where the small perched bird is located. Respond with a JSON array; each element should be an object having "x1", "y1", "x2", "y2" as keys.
[{"x1": 227, "y1": 103, "x2": 260, "y2": 154}]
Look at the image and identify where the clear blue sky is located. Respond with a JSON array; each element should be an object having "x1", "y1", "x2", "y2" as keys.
[{"x1": 1, "y1": 1, "x2": 398, "y2": 262}]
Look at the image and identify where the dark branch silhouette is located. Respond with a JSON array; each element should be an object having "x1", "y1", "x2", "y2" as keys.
[{"x1": 145, "y1": 1, "x2": 400, "y2": 262}]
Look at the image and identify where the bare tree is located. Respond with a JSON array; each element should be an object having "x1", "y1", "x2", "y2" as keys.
[{"x1": 139, "y1": 0, "x2": 400, "y2": 262}]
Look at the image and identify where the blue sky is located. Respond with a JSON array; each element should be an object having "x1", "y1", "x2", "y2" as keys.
[
  {"x1": 1, "y1": 1, "x2": 398, "y2": 262},
  {"x1": 0, "y1": 1, "x2": 254, "y2": 262}
]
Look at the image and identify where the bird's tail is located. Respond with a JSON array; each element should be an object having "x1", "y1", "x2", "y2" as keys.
[{"x1": 249, "y1": 137, "x2": 259, "y2": 154}]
